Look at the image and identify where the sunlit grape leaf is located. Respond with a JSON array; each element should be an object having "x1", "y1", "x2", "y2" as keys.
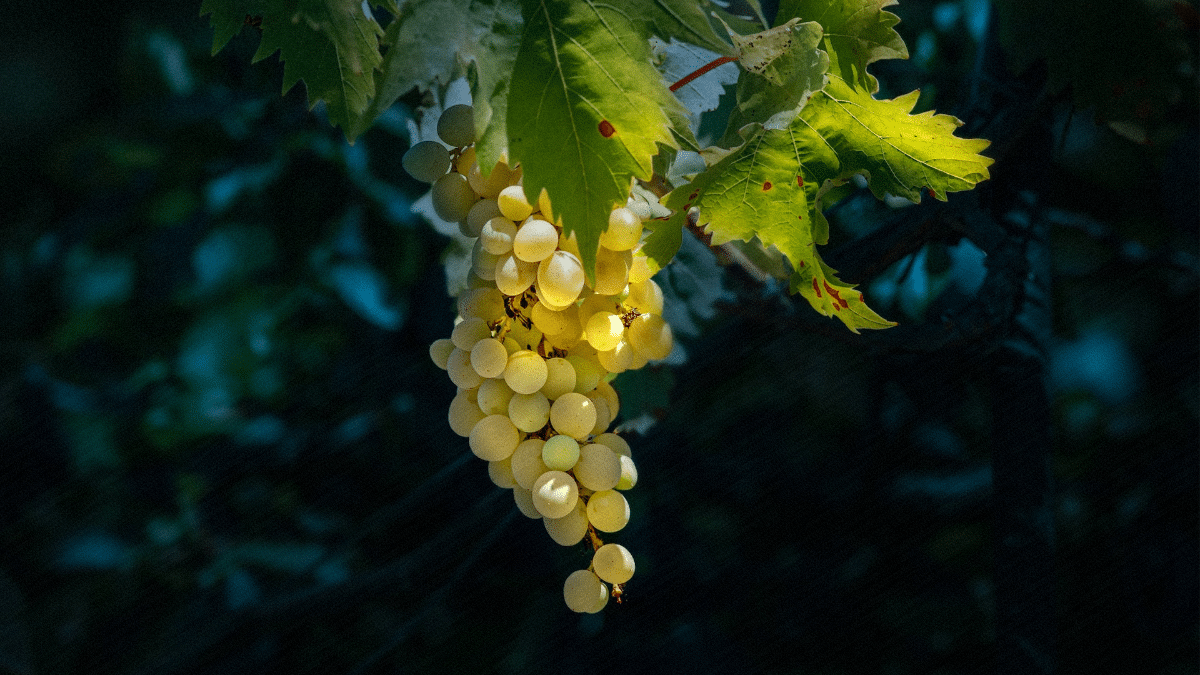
[
  {"x1": 775, "y1": 0, "x2": 908, "y2": 93},
  {"x1": 720, "y1": 18, "x2": 829, "y2": 143},
  {"x1": 202, "y1": 0, "x2": 385, "y2": 137},
  {"x1": 661, "y1": 121, "x2": 893, "y2": 331},
  {"x1": 607, "y1": 0, "x2": 733, "y2": 55},
  {"x1": 798, "y1": 75, "x2": 993, "y2": 202},
  {"x1": 508, "y1": 0, "x2": 687, "y2": 280}
]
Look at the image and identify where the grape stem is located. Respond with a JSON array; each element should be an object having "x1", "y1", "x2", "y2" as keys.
[{"x1": 669, "y1": 55, "x2": 738, "y2": 92}]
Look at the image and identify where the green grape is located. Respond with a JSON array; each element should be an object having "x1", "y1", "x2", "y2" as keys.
[
  {"x1": 549, "y1": 392, "x2": 597, "y2": 440},
  {"x1": 429, "y1": 338, "x2": 455, "y2": 370},
  {"x1": 512, "y1": 219, "x2": 558, "y2": 262},
  {"x1": 531, "y1": 302, "x2": 578, "y2": 337},
  {"x1": 586, "y1": 489, "x2": 629, "y2": 532},
  {"x1": 477, "y1": 377, "x2": 515, "y2": 416},
  {"x1": 543, "y1": 499, "x2": 588, "y2": 546},
  {"x1": 627, "y1": 252, "x2": 652, "y2": 284},
  {"x1": 503, "y1": 350, "x2": 548, "y2": 395},
  {"x1": 627, "y1": 313, "x2": 673, "y2": 360},
  {"x1": 437, "y1": 104, "x2": 476, "y2": 147},
  {"x1": 494, "y1": 254, "x2": 536, "y2": 296},
  {"x1": 592, "y1": 543, "x2": 635, "y2": 584},
  {"x1": 471, "y1": 238, "x2": 500, "y2": 281},
  {"x1": 625, "y1": 278, "x2": 664, "y2": 314},
  {"x1": 468, "y1": 414, "x2": 519, "y2": 461},
  {"x1": 508, "y1": 391, "x2": 550, "y2": 433},
  {"x1": 447, "y1": 389, "x2": 485, "y2": 437},
  {"x1": 470, "y1": 338, "x2": 509, "y2": 378},
  {"x1": 540, "y1": 357, "x2": 577, "y2": 400},
  {"x1": 586, "y1": 396, "x2": 610, "y2": 436},
  {"x1": 510, "y1": 438, "x2": 548, "y2": 489},
  {"x1": 594, "y1": 380, "x2": 620, "y2": 420},
  {"x1": 599, "y1": 207, "x2": 643, "y2": 251},
  {"x1": 457, "y1": 287, "x2": 505, "y2": 322},
  {"x1": 531, "y1": 470, "x2": 579, "y2": 519},
  {"x1": 574, "y1": 443, "x2": 620, "y2": 491},
  {"x1": 431, "y1": 172, "x2": 477, "y2": 222},
  {"x1": 497, "y1": 185, "x2": 533, "y2": 222},
  {"x1": 402, "y1": 140, "x2": 452, "y2": 184},
  {"x1": 596, "y1": 339, "x2": 635, "y2": 374},
  {"x1": 563, "y1": 570, "x2": 608, "y2": 613},
  {"x1": 541, "y1": 434, "x2": 580, "y2": 471},
  {"x1": 537, "y1": 251, "x2": 585, "y2": 307}
]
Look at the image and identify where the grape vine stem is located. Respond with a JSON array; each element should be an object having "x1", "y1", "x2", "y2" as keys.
[{"x1": 669, "y1": 55, "x2": 738, "y2": 92}]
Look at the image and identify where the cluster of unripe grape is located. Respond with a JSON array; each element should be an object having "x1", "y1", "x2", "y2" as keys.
[{"x1": 406, "y1": 104, "x2": 674, "y2": 613}]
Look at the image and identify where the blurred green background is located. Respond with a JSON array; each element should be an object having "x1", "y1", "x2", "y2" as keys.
[{"x1": 0, "y1": 1, "x2": 1196, "y2": 674}]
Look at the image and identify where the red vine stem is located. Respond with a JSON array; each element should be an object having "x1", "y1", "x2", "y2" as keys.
[{"x1": 669, "y1": 55, "x2": 738, "y2": 92}]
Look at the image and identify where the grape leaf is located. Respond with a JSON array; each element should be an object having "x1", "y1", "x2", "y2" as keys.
[
  {"x1": 606, "y1": 0, "x2": 734, "y2": 55},
  {"x1": 507, "y1": 0, "x2": 686, "y2": 280},
  {"x1": 798, "y1": 75, "x2": 993, "y2": 202},
  {"x1": 775, "y1": 0, "x2": 908, "y2": 93},
  {"x1": 661, "y1": 121, "x2": 892, "y2": 331},
  {"x1": 202, "y1": 0, "x2": 385, "y2": 137},
  {"x1": 719, "y1": 18, "x2": 830, "y2": 143},
  {"x1": 347, "y1": 0, "x2": 523, "y2": 145}
]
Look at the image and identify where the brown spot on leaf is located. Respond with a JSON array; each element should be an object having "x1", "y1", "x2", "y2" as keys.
[
  {"x1": 812, "y1": 278, "x2": 821, "y2": 298},
  {"x1": 762, "y1": 181, "x2": 772, "y2": 191},
  {"x1": 599, "y1": 120, "x2": 615, "y2": 138},
  {"x1": 797, "y1": 176, "x2": 804, "y2": 187}
]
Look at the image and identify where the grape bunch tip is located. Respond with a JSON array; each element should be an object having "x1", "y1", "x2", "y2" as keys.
[{"x1": 409, "y1": 103, "x2": 672, "y2": 613}]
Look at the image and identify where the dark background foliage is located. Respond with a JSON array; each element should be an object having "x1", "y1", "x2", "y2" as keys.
[{"x1": 0, "y1": 1, "x2": 1196, "y2": 674}]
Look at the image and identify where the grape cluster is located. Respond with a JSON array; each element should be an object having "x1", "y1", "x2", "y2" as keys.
[{"x1": 406, "y1": 104, "x2": 672, "y2": 612}]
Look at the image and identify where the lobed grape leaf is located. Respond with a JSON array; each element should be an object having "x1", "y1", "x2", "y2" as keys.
[
  {"x1": 507, "y1": 0, "x2": 687, "y2": 280},
  {"x1": 202, "y1": 0, "x2": 385, "y2": 137},
  {"x1": 719, "y1": 18, "x2": 830, "y2": 144},
  {"x1": 661, "y1": 121, "x2": 892, "y2": 331},
  {"x1": 346, "y1": 0, "x2": 523, "y2": 146},
  {"x1": 775, "y1": 0, "x2": 908, "y2": 93},
  {"x1": 798, "y1": 75, "x2": 993, "y2": 202}
]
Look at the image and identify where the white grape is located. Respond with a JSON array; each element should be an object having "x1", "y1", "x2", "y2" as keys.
[
  {"x1": 468, "y1": 414, "x2": 519, "y2": 461},
  {"x1": 446, "y1": 347, "x2": 484, "y2": 389},
  {"x1": 615, "y1": 454, "x2": 637, "y2": 490},
  {"x1": 537, "y1": 251, "x2": 585, "y2": 307},
  {"x1": 593, "y1": 432, "x2": 631, "y2": 457},
  {"x1": 467, "y1": 159, "x2": 515, "y2": 199},
  {"x1": 508, "y1": 391, "x2": 550, "y2": 433},
  {"x1": 431, "y1": 172, "x2": 477, "y2": 222},
  {"x1": 585, "y1": 311, "x2": 625, "y2": 352},
  {"x1": 488, "y1": 456, "x2": 516, "y2": 489},
  {"x1": 471, "y1": 238, "x2": 500, "y2": 281},
  {"x1": 494, "y1": 254, "x2": 536, "y2": 296},
  {"x1": 450, "y1": 316, "x2": 490, "y2": 350},
  {"x1": 549, "y1": 392, "x2": 597, "y2": 440},
  {"x1": 513, "y1": 219, "x2": 559, "y2": 262},
  {"x1": 541, "y1": 434, "x2": 580, "y2": 471},
  {"x1": 476, "y1": 377, "x2": 515, "y2": 415},
  {"x1": 563, "y1": 569, "x2": 608, "y2": 613},
  {"x1": 596, "y1": 338, "x2": 636, "y2": 374},
  {"x1": 592, "y1": 246, "x2": 631, "y2": 295},
  {"x1": 544, "y1": 499, "x2": 588, "y2": 546},
  {"x1": 566, "y1": 355, "x2": 605, "y2": 394},
  {"x1": 587, "y1": 396, "x2": 611, "y2": 436},
  {"x1": 437, "y1": 104, "x2": 476, "y2": 147},
  {"x1": 470, "y1": 338, "x2": 509, "y2": 378},
  {"x1": 512, "y1": 486, "x2": 542, "y2": 519},
  {"x1": 627, "y1": 253, "x2": 652, "y2": 284},
  {"x1": 531, "y1": 470, "x2": 579, "y2": 519},
  {"x1": 448, "y1": 389, "x2": 485, "y2": 437},
  {"x1": 627, "y1": 313, "x2": 673, "y2": 360},
  {"x1": 536, "y1": 188, "x2": 554, "y2": 223},
  {"x1": 457, "y1": 288, "x2": 505, "y2": 322},
  {"x1": 429, "y1": 338, "x2": 455, "y2": 370},
  {"x1": 510, "y1": 438, "x2": 549, "y2": 489},
  {"x1": 592, "y1": 543, "x2": 635, "y2": 584},
  {"x1": 625, "y1": 278, "x2": 664, "y2": 314},
  {"x1": 599, "y1": 207, "x2": 643, "y2": 251},
  {"x1": 586, "y1": 489, "x2": 629, "y2": 532},
  {"x1": 464, "y1": 198, "x2": 502, "y2": 238},
  {"x1": 503, "y1": 350, "x2": 548, "y2": 395},
  {"x1": 480, "y1": 216, "x2": 517, "y2": 255},
  {"x1": 574, "y1": 443, "x2": 620, "y2": 491},
  {"x1": 594, "y1": 380, "x2": 620, "y2": 420},
  {"x1": 531, "y1": 302, "x2": 579, "y2": 337},
  {"x1": 402, "y1": 140, "x2": 451, "y2": 183},
  {"x1": 497, "y1": 185, "x2": 533, "y2": 222},
  {"x1": 540, "y1": 357, "x2": 577, "y2": 400}
]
